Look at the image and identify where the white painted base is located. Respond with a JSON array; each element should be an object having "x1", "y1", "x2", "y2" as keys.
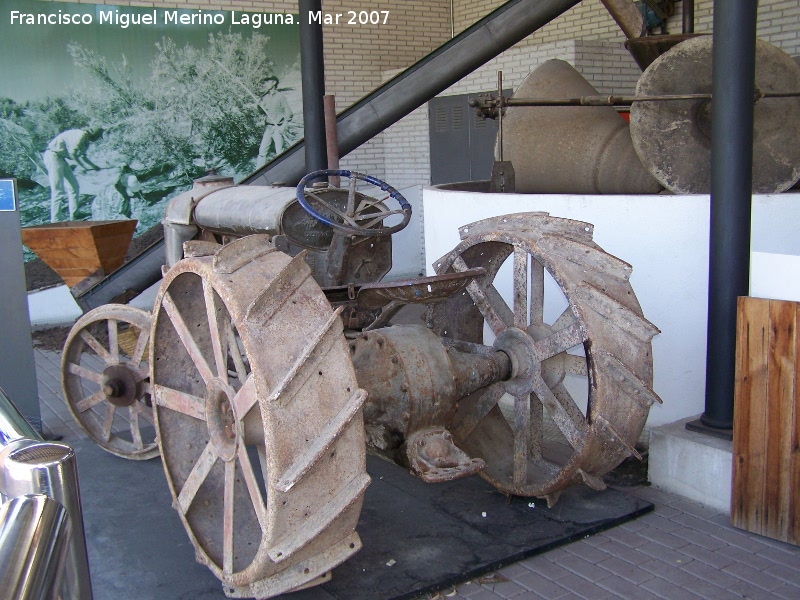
[
  {"x1": 648, "y1": 416, "x2": 732, "y2": 513},
  {"x1": 27, "y1": 284, "x2": 82, "y2": 329}
]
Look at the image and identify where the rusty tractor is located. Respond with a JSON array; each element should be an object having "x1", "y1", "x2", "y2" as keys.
[{"x1": 61, "y1": 169, "x2": 661, "y2": 597}]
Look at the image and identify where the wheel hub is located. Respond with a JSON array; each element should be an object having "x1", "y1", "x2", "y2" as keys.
[
  {"x1": 204, "y1": 378, "x2": 239, "y2": 461},
  {"x1": 493, "y1": 325, "x2": 565, "y2": 396},
  {"x1": 101, "y1": 365, "x2": 139, "y2": 407},
  {"x1": 527, "y1": 322, "x2": 567, "y2": 388}
]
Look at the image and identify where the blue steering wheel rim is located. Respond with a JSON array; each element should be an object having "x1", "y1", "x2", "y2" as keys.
[{"x1": 296, "y1": 169, "x2": 412, "y2": 236}]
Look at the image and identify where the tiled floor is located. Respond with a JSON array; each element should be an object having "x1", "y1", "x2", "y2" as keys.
[{"x1": 36, "y1": 347, "x2": 800, "y2": 600}]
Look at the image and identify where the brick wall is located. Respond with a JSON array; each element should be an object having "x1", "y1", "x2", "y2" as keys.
[
  {"x1": 663, "y1": 0, "x2": 799, "y2": 58},
  {"x1": 453, "y1": 1, "x2": 800, "y2": 58}
]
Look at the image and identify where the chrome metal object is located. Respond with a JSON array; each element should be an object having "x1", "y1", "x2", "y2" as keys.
[{"x1": 0, "y1": 494, "x2": 71, "y2": 600}]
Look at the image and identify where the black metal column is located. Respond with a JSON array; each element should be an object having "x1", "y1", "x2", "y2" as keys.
[
  {"x1": 695, "y1": 0, "x2": 758, "y2": 436},
  {"x1": 298, "y1": 0, "x2": 327, "y2": 174}
]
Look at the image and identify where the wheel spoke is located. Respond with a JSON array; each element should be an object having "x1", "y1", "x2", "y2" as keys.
[
  {"x1": 354, "y1": 196, "x2": 386, "y2": 214},
  {"x1": 162, "y1": 291, "x2": 214, "y2": 384},
  {"x1": 553, "y1": 306, "x2": 576, "y2": 331},
  {"x1": 236, "y1": 445, "x2": 269, "y2": 532},
  {"x1": 74, "y1": 389, "x2": 106, "y2": 413},
  {"x1": 513, "y1": 393, "x2": 530, "y2": 486},
  {"x1": 177, "y1": 440, "x2": 218, "y2": 515},
  {"x1": 307, "y1": 191, "x2": 359, "y2": 226},
  {"x1": 359, "y1": 209, "x2": 404, "y2": 230},
  {"x1": 226, "y1": 325, "x2": 248, "y2": 383},
  {"x1": 453, "y1": 382, "x2": 505, "y2": 441},
  {"x1": 532, "y1": 322, "x2": 587, "y2": 362},
  {"x1": 223, "y1": 460, "x2": 235, "y2": 575},
  {"x1": 552, "y1": 382, "x2": 589, "y2": 431},
  {"x1": 66, "y1": 362, "x2": 104, "y2": 385},
  {"x1": 232, "y1": 376, "x2": 257, "y2": 420},
  {"x1": 135, "y1": 399, "x2": 155, "y2": 425},
  {"x1": 530, "y1": 258, "x2": 545, "y2": 326},
  {"x1": 153, "y1": 384, "x2": 205, "y2": 421},
  {"x1": 131, "y1": 326, "x2": 150, "y2": 365},
  {"x1": 564, "y1": 353, "x2": 588, "y2": 377},
  {"x1": 531, "y1": 376, "x2": 587, "y2": 448},
  {"x1": 203, "y1": 279, "x2": 229, "y2": 383},
  {"x1": 454, "y1": 256, "x2": 512, "y2": 334},
  {"x1": 530, "y1": 389, "x2": 543, "y2": 461},
  {"x1": 346, "y1": 175, "x2": 357, "y2": 217},
  {"x1": 108, "y1": 319, "x2": 119, "y2": 364},
  {"x1": 101, "y1": 403, "x2": 115, "y2": 442},
  {"x1": 79, "y1": 330, "x2": 112, "y2": 364},
  {"x1": 513, "y1": 247, "x2": 528, "y2": 329},
  {"x1": 129, "y1": 404, "x2": 143, "y2": 450}
]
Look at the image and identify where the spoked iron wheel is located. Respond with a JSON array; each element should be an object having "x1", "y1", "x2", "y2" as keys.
[
  {"x1": 61, "y1": 305, "x2": 157, "y2": 460},
  {"x1": 430, "y1": 213, "x2": 662, "y2": 504},
  {"x1": 150, "y1": 236, "x2": 368, "y2": 598}
]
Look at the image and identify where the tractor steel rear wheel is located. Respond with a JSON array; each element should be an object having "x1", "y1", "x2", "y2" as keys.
[
  {"x1": 150, "y1": 236, "x2": 368, "y2": 598},
  {"x1": 61, "y1": 305, "x2": 157, "y2": 460},
  {"x1": 429, "y1": 213, "x2": 662, "y2": 504}
]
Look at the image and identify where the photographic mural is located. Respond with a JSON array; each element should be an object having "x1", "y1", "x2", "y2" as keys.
[{"x1": 0, "y1": 0, "x2": 302, "y2": 258}]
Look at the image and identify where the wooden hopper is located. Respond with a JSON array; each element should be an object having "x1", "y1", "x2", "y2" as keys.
[{"x1": 21, "y1": 220, "x2": 137, "y2": 287}]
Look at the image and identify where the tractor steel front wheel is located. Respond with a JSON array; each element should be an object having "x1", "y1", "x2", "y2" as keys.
[{"x1": 61, "y1": 305, "x2": 157, "y2": 460}]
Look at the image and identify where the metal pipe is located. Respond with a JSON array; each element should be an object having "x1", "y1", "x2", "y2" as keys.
[
  {"x1": 245, "y1": 0, "x2": 582, "y2": 186},
  {"x1": 0, "y1": 387, "x2": 41, "y2": 448},
  {"x1": 472, "y1": 90, "x2": 798, "y2": 111},
  {"x1": 1, "y1": 440, "x2": 93, "y2": 599},
  {"x1": 0, "y1": 494, "x2": 71, "y2": 600},
  {"x1": 299, "y1": 0, "x2": 328, "y2": 176},
  {"x1": 683, "y1": 0, "x2": 695, "y2": 34},
  {"x1": 323, "y1": 95, "x2": 340, "y2": 187},
  {"x1": 497, "y1": 72, "x2": 504, "y2": 161},
  {"x1": 703, "y1": 0, "x2": 758, "y2": 431}
]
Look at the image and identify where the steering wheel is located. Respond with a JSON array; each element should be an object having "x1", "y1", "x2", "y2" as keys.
[{"x1": 296, "y1": 169, "x2": 412, "y2": 237}]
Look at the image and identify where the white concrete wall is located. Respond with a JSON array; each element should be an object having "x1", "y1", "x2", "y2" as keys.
[{"x1": 422, "y1": 188, "x2": 800, "y2": 428}]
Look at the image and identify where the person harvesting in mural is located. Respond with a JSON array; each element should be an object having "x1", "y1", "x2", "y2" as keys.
[
  {"x1": 43, "y1": 127, "x2": 102, "y2": 221},
  {"x1": 256, "y1": 75, "x2": 295, "y2": 165},
  {"x1": 91, "y1": 165, "x2": 143, "y2": 222}
]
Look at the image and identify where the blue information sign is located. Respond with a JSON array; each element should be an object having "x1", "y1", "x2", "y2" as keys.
[{"x1": 0, "y1": 179, "x2": 16, "y2": 212}]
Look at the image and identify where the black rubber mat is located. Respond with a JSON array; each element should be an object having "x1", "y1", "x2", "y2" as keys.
[{"x1": 71, "y1": 438, "x2": 652, "y2": 600}]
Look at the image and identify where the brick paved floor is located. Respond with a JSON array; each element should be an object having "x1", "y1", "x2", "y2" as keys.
[{"x1": 36, "y1": 347, "x2": 800, "y2": 600}]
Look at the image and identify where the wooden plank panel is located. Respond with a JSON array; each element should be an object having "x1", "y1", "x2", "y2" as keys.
[
  {"x1": 764, "y1": 300, "x2": 796, "y2": 541},
  {"x1": 732, "y1": 297, "x2": 800, "y2": 545},
  {"x1": 732, "y1": 296, "x2": 770, "y2": 535},
  {"x1": 790, "y1": 303, "x2": 800, "y2": 546}
]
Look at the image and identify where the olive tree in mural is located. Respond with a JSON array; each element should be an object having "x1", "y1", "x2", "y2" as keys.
[{"x1": 0, "y1": 32, "x2": 301, "y2": 255}]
